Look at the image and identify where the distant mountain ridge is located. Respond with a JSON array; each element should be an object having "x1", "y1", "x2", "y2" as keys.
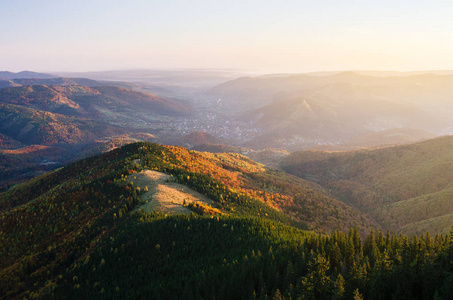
[
  {"x1": 0, "y1": 84, "x2": 193, "y2": 118},
  {"x1": 0, "y1": 77, "x2": 104, "y2": 88},
  {"x1": 206, "y1": 71, "x2": 453, "y2": 150},
  {"x1": 313, "y1": 128, "x2": 436, "y2": 151},
  {"x1": 242, "y1": 83, "x2": 433, "y2": 149},
  {"x1": 0, "y1": 71, "x2": 54, "y2": 79}
]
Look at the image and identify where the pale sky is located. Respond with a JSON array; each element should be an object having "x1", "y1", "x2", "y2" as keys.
[{"x1": 2, "y1": 0, "x2": 453, "y2": 73}]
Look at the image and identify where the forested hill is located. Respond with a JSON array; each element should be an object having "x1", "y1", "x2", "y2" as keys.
[
  {"x1": 0, "y1": 142, "x2": 373, "y2": 239},
  {"x1": 0, "y1": 84, "x2": 193, "y2": 118},
  {"x1": 1, "y1": 142, "x2": 453, "y2": 299},
  {"x1": 281, "y1": 135, "x2": 453, "y2": 236}
]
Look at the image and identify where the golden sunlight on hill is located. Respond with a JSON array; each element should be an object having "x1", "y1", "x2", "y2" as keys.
[{"x1": 127, "y1": 169, "x2": 217, "y2": 214}]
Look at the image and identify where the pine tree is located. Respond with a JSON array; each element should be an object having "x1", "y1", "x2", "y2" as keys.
[
  {"x1": 353, "y1": 288, "x2": 363, "y2": 300},
  {"x1": 300, "y1": 254, "x2": 331, "y2": 299},
  {"x1": 332, "y1": 274, "x2": 345, "y2": 300}
]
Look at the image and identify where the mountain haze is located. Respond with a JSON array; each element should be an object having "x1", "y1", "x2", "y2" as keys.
[{"x1": 206, "y1": 72, "x2": 453, "y2": 149}]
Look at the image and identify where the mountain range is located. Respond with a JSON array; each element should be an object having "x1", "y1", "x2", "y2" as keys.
[
  {"x1": 207, "y1": 72, "x2": 453, "y2": 149},
  {"x1": 0, "y1": 71, "x2": 55, "y2": 80}
]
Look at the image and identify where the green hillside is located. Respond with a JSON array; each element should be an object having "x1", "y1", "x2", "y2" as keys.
[
  {"x1": 281, "y1": 135, "x2": 453, "y2": 235},
  {"x1": 1, "y1": 142, "x2": 452, "y2": 299}
]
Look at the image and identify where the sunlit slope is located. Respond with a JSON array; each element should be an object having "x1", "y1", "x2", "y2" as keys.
[
  {"x1": 0, "y1": 84, "x2": 193, "y2": 118},
  {"x1": 0, "y1": 103, "x2": 117, "y2": 146},
  {"x1": 0, "y1": 142, "x2": 374, "y2": 298},
  {"x1": 281, "y1": 135, "x2": 453, "y2": 235}
]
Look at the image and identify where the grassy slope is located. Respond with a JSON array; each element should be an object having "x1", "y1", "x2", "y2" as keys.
[{"x1": 281, "y1": 135, "x2": 453, "y2": 235}]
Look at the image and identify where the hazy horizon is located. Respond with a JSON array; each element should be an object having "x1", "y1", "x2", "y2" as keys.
[{"x1": 3, "y1": 0, "x2": 453, "y2": 73}]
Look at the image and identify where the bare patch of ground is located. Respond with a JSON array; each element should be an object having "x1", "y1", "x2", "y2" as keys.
[{"x1": 127, "y1": 169, "x2": 216, "y2": 214}]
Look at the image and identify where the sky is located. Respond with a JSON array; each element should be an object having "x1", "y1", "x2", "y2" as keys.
[{"x1": 2, "y1": 0, "x2": 453, "y2": 73}]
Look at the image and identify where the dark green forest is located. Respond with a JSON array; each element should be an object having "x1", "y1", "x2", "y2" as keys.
[
  {"x1": 1, "y1": 142, "x2": 452, "y2": 299},
  {"x1": 53, "y1": 212, "x2": 453, "y2": 300}
]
